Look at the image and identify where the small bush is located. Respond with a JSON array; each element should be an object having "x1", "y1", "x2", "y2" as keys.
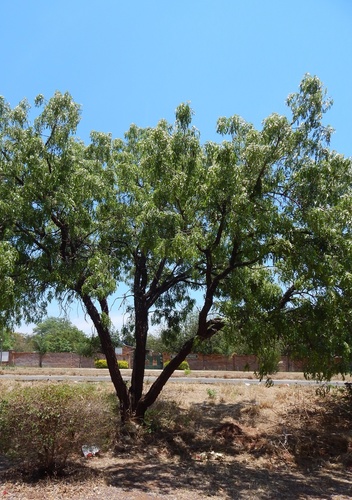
[
  {"x1": 0, "y1": 383, "x2": 118, "y2": 473},
  {"x1": 163, "y1": 360, "x2": 190, "y2": 371},
  {"x1": 94, "y1": 359, "x2": 129, "y2": 369},
  {"x1": 118, "y1": 360, "x2": 129, "y2": 369},
  {"x1": 206, "y1": 388, "x2": 217, "y2": 400},
  {"x1": 94, "y1": 359, "x2": 108, "y2": 368},
  {"x1": 178, "y1": 360, "x2": 190, "y2": 371}
]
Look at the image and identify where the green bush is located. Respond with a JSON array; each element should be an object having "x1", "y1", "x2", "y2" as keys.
[
  {"x1": 94, "y1": 359, "x2": 129, "y2": 369},
  {"x1": 163, "y1": 359, "x2": 190, "y2": 370},
  {"x1": 94, "y1": 358, "x2": 108, "y2": 368},
  {"x1": 118, "y1": 360, "x2": 129, "y2": 369},
  {"x1": 0, "y1": 383, "x2": 118, "y2": 473}
]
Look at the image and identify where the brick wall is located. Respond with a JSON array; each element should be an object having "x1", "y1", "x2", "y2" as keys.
[
  {"x1": 278, "y1": 356, "x2": 305, "y2": 372},
  {"x1": 10, "y1": 351, "x2": 96, "y2": 368},
  {"x1": 7, "y1": 349, "x2": 305, "y2": 372},
  {"x1": 9, "y1": 346, "x2": 134, "y2": 369},
  {"x1": 184, "y1": 354, "x2": 234, "y2": 371},
  {"x1": 163, "y1": 353, "x2": 304, "y2": 372},
  {"x1": 10, "y1": 351, "x2": 40, "y2": 367},
  {"x1": 232, "y1": 355, "x2": 259, "y2": 371}
]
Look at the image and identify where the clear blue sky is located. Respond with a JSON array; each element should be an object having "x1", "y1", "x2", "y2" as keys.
[{"x1": 2, "y1": 0, "x2": 352, "y2": 334}]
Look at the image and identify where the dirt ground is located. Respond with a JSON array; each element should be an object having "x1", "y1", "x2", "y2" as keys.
[{"x1": 1, "y1": 372, "x2": 352, "y2": 499}]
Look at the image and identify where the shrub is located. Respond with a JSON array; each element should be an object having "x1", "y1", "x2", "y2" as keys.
[
  {"x1": 163, "y1": 360, "x2": 190, "y2": 370},
  {"x1": 0, "y1": 383, "x2": 118, "y2": 473},
  {"x1": 206, "y1": 388, "x2": 217, "y2": 399},
  {"x1": 95, "y1": 359, "x2": 108, "y2": 368},
  {"x1": 94, "y1": 359, "x2": 129, "y2": 369},
  {"x1": 178, "y1": 360, "x2": 190, "y2": 371},
  {"x1": 118, "y1": 360, "x2": 129, "y2": 369}
]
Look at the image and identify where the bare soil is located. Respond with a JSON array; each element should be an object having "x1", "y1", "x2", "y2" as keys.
[{"x1": 1, "y1": 372, "x2": 352, "y2": 499}]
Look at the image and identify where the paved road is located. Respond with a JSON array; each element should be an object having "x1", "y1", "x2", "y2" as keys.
[{"x1": 0, "y1": 373, "x2": 347, "y2": 386}]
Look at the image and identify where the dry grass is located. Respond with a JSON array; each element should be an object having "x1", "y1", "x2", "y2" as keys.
[
  {"x1": 1, "y1": 378, "x2": 352, "y2": 499},
  {"x1": 1, "y1": 365, "x2": 352, "y2": 381}
]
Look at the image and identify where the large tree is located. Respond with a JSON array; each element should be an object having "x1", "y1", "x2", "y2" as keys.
[
  {"x1": 31, "y1": 317, "x2": 88, "y2": 353},
  {"x1": 0, "y1": 76, "x2": 351, "y2": 421}
]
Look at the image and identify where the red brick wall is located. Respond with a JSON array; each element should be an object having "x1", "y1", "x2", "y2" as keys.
[
  {"x1": 278, "y1": 356, "x2": 305, "y2": 372},
  {"x1": 8, "y1": 350, "x2": 305, "y2": 372},
  {"x1": 185, "y1": 354, "x2": 234, "y2": 371},
  {"x1": 232, "y1": 355, "x2": 259, "y2": 371},
  {"x1": 10, "y1": 351, "x2": 41, "y2": 367},
  {"x1": 8, "y1": 346, "x2": 135, "y2": 369},
  {"x1": 10, "y1": 351, "x2": 96, "y2": 368},
  {"x1": 163, "y1": 353, "x2": 304, "y2": 372}
]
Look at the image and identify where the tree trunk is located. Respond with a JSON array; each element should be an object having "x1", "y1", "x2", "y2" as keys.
[
  {"x1": 135, "y1": 337, "x2": 195, "y2": 420},
  {"x1": 130, "y1": 294, "x2": 148, "y2": 413},
  {"x1": 79, "y1": 273, "x2": 224, "y2": 423},
  {"x1": 80, "y1": 293, "x2": 131, "y2": 422},
  {"x1": 129, "y1": 251, "x2": 149, "y2": 417},
  {"x1": 134, "y1": 289, "x2": 225, "y2": 420}
]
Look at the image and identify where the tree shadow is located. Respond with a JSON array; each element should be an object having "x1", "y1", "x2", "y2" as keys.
[
  {"x1": 103, "y1": 458, "x2": 352, "y2": 499},
  {"x1": 140, "y1": 401, "x2": 250, "y2": 458},
  {"x1": 2, "y1": 452, "x2": 351, "y2": 499}
]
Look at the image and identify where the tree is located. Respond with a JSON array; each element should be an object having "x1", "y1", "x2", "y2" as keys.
[
  {"x1": 31, "y1": 317, "x2": 89, "y2": 353},
  {"x1": 31, "y1": 332, "x2": 49, "y2": 368},
  {"x1": 0, "y1": 328, "x2": 12, "y2": 352},
  {"x1": 1, "y1": 76, "x2": 351, "y2": 422},
  {"x1": 146, "y1": 333, "x2": 167, "y2": 354},
  {"x1": 0, "y1": 243, "x2": 17, "y2": 329},
  {"x1": 7, "y1": 331, "x2": 33, "y2": 352}
]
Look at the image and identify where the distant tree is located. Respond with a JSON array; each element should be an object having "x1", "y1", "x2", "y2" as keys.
[
  {"x1": 31, "y1": 317, "x2": 88, "y2": 353},
  {"x1": 146, "y1": 334, "x2": 167, "y2": 354},
  {"x1": 0, "y1": 329, "x2": 12, "y2": 352},
  {"x1": 119, "y1": 323, "x2": 135, "y2": 347},
  {"x1": 31, "y1": 333, "x2": 49, "y2": 367},
  {"x1": 8, "y1": 331, "x2": 33, "y2": 352}
]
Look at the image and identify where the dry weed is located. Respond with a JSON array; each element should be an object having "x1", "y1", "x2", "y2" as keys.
[{"x1": 1, "y1": 380, "x2": 352, "y2": 498}]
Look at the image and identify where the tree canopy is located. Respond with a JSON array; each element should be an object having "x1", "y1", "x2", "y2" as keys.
[
  {"x1": 1, "y1": 75, "x2": 352, "y2": 421},
  {"x1": 31, "y1": 317, "x2": 88, "y2": 353}
]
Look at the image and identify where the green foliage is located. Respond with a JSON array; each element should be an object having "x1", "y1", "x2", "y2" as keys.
[
  {"x1": 206, "y1": 388, "x2": 217, "y2": 400},
  {"x1": 31, "y1": 317, "x2": 88, "y2": 353},
  {"x1": 159, "y1": 313, "x2": 242, "y2": 356},
  {"x1": 0, "y1": 243, "x2": 18, "y2": 329},
  {"x1": 0, "y1": 329, "x2": 12, "y2": 351},
  {"x1": 75, "y1": 331, "x2": 122, "y2": 359},
  {"x1": 119, "y1": 323, "x2": 135, "y2": 347},
  {"x1": 146, "y1": 334, "x2": 166, "y2": 353},
  {"x1": 256, "y1": 348, "x2": 281, "y2": 378},
  {"x1": 163, "y1": 359, "x2": 189, "y2": 370},
  {"x1": 94, "y1": 359, "x2": 108, "y2": 368},
  {"x1": 118, "y1": 360, "x2": 129, "y2": 369},
  {"x1": 6, "y1": 331, "x2": 33, "y2": 352},
  {"x1": 1, "y1": 75, "x2": 352, "y2": 421},
  {"x1": 0, "y1": 383, "x2": 118, "y2": 472},
  {"x1": 178, "y1": 360, "x2": 189, "y2": 371},
  {"x1": 94, "y1": 359, "x2": 129, "y2": 369}
]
